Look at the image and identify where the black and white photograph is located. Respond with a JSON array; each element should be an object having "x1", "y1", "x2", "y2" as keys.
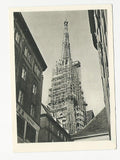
[{"x1": 10, "y1": 5, "x2": 116, "y2": 151}]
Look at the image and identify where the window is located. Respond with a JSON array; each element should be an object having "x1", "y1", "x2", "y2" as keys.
[
  {"x1": 24, "y1": 47, "x2": 32, "y2": 64},
  {"x1": 27, "y1": 52, "x2": 31, "y2": 63},
  {"x1": 15, "y1": 32, "x2": 20, "y2": 44},
  {"x1": 76, "y1": 123, "x2": 79, "y2": 127},
  {"x1": 32, "y1": 84, "x2": 37, "y2": 95},
  {"x1": 60, "y1": 133, "x2": 63, "y2": 139},
  {"x1": 80, "y1": 110, "x2": 83, "y2": 116},
  {"x1": 64, "y1": 136, "x2": 67, "y2": 141},
  {"x1": 18, "y1": 90, "x2": 24, "y2": 105},
  {"x1": 30, "y1": 104, "x2": 35, "y2": 118},
  {"x1": 21, "y1": 67, "x2": 26, "y2": 81},
  {"x1": 65, "y1": 59, "x2": 68, "y2": 64},
  {"x1": 34, "y1": 64, "x2": 40, "y2": 77},
  {"x1": 62, "y1": 118, "x2": 66, "y2": 124},
  {"x1": 57, "y1": 130, "x2": 60, "y2": 136},
  {"x1": 24, "y1": 47, "x2": 28, "y2": 57},
  {"x1": 25, "y1": 123, "x2": 36, "y2": 142},
  {"x1": 51, "y1": 124, "x2": 54, "y2": 132},
  {"x1": 17, "y1": 115, "x2": 24, "y2": 139},
  {"x1": 52, "y1": 139, "x2": 55, "y2": 142}
]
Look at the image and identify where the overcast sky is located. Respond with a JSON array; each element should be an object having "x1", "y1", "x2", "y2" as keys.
[{"x1": 22, "y1": 10, "x2": 104, "y2": 115}]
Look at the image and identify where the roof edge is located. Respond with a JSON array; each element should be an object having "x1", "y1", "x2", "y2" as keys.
[
  {"x1": 14, "y1": 12, "x2": 47, "y2": 71},
  {"x1": 71, "y1": 132, "x2": 109, "y2": 140}
]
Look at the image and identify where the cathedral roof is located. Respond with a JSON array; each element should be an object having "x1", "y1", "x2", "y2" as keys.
[{"x1": 71, "y1": 107, "x2": 109, "y2": 140}]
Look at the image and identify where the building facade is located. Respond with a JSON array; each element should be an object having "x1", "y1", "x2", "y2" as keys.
[
  {"x1": 48, "y1": 20, "x2": 87, "y2": 135},
  {"x1": 86, "y1": 110, "x2": 94, "y2": 124},
  {"x1": 39, "y1": 104, "x2": 71, "y2": 142},
  {"x1": 88, "y1": 10, "x2": 110, "y2": 138},
  {"x1": 14, "y1": 12, "x2": 47, "y2": 143}
]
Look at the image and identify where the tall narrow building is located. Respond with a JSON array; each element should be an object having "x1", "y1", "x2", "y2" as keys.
[
  {"x1": 88, "y1": 10, "x2": 110, "y2": 139},
  {"x1": 14, "y1": 13, "x2": 47, "y2": 142},
  {"x1": 48, "y1": 20, "x2": 87, "y2": 134}
]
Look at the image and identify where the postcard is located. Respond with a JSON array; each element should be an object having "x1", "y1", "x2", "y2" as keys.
[{"x1": 9, "y1": 4, "x2": 116, "y2": 152}]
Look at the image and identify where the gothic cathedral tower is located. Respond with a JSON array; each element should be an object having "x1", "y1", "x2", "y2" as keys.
[{"x1": 48, "y1": 20, "x2": 87, "y2": 134}]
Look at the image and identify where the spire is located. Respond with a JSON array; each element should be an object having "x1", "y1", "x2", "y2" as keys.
[{"x1": 62, "y1": 20, "x2": 71, "y2": 60}]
